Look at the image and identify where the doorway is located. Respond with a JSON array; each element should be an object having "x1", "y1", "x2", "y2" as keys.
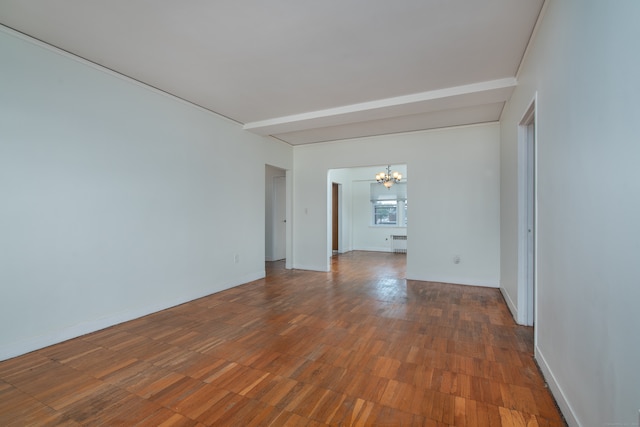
[
  {"x1": 327, "y1": 165, "x2": 407, "y2": 269},
  {"x1": 519, "y1": 99, "x2": 537, "y2": 326},
  {"x1": 332, "y1": 183, "x2": 339, "y2": 254},
  {"x1": 265, "y1": 165, "x2": 287, "y2": 262},
  {"x1": 273, "y1": 176, "x2": 287, "y2": 261}
]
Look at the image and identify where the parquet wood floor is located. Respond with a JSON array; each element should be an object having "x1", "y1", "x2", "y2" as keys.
[{"x1": 0, "y1": 251, "x2": 565, "y2": 426}]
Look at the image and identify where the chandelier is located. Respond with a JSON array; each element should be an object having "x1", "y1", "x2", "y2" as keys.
[{"x1": 375, "y1": 165, "x2": 402, "y2": 189}]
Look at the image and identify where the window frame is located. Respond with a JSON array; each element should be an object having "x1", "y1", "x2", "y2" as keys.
[
  {"x1": 370, "y1": 181, "x2": 407, "y2": 228},
  {"x1": 371, "y1": 199, "x2": 407, "y2": 227},
  {"x1": 372, "y1": 200, "x2": 399, "y2": 226}
]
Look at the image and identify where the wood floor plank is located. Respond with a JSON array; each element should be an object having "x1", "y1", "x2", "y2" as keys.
[{"x1": 0, "y1": 251, "x2": 565, "y2": 426}]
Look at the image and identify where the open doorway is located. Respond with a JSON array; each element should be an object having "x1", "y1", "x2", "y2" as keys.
[
  {"x1": 265, "y1": 165, "x2": 287, "y2": 262},
  {"x1": 332, "y1": 183, "x2": 341, "y2": 255},
  {"x1": 519, "y1": 98, "x2": 537, "y2": 326},
  {"x1": 327, "y1": 165, "x2": 408, "y2": 268}
]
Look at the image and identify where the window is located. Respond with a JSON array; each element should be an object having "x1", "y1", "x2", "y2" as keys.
[
  {"x1": 370, "y1": 182, "x2": 407, "y2": 227},
  {"x1": 373, "y1": 200, "x2": 398, "y2": 225}
]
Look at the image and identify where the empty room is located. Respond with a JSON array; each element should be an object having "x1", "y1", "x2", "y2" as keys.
[{"x1": 1, "y1": 1, "x2": 639, "y2": 426}]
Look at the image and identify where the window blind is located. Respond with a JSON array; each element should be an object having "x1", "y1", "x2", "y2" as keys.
[{"x1": 370, "y1": 182, "x2": 407, "y2": 201}]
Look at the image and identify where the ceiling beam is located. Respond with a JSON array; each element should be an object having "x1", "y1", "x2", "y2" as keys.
[{"x1": 244, "y1": 78, "x2": 517, "y2": 136}]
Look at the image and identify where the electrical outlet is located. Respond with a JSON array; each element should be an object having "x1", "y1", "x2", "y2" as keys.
[
  {"x1": 234, "y1": 254, "x2": 240, "y2": 264},
  {"x1": 453, "y1": 255, "x2": 461, "y2": 264}
]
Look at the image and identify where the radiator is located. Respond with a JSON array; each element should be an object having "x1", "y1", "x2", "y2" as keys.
[{"x1": 391, "y1": 235, "x2": 407, "y2": 253}]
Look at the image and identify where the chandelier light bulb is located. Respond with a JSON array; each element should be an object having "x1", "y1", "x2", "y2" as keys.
[{"x1": 375, "y1": 165, "x2": 402, "y2": 189}]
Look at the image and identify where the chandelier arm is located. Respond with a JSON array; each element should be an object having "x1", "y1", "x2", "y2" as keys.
[{"x1": 375, "y1": 165, "x2": 401, "y2": 188}]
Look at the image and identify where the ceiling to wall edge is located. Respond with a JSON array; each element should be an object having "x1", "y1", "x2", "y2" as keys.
[{"x1": 1, "y1": 21, "x2": 524, "y2": 148}]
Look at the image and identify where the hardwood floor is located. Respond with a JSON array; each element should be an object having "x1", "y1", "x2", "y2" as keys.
[{"x1": 0, "y1": 251, "x2": 565, "y2": 426}]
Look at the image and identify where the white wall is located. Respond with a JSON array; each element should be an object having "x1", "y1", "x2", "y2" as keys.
[
  {"x1": 293, "y1": 124, "x2": 500, "y2": 288},
  {"x1": 500, "y1": 1, "x2": 640, "y2": 425},
  {"x1": 0, "y1": 27, "x2": 292, "y2": 360}
]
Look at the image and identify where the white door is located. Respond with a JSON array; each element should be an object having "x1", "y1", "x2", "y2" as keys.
[
  {"x1": 519, "y1": 99, "x2": 536, "y2": 327},
  {"x1": 273, "y1": 176, "x2": 286, "y2": 261},
  {"x1": 525, "y1": 121, "x2": 535, "y2": 325}
]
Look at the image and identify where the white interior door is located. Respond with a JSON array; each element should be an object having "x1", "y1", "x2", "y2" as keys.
[
  {"x1": 273, "y1": 176, "x2": 286, "y2": 261},
  {"x1": 525, "y1": 121, "x2": 536, "y2": 325},
  {"x1": 519, "y1": 99, "x2": 536, "y2": 327}
]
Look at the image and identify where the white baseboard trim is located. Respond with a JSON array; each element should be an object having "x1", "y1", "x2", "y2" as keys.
[
  {"x1": 352, "y1": 246, "x2": 392, "y2": 253},
  {"x1": 405, "y1": 274, "x2": 499, "y2": 288},
  {"x1": 0, "y1": 270, "x2": 265, "y2": 362},
  {"x1": 292, "y1": 264, "x2": 330, "y2": 272},
  {"x1": 500, "y1": 287, "x2": 519, "y2": 322},
  {"x1": 535, "y1": 345, "x2": 580, "y2": 426}
]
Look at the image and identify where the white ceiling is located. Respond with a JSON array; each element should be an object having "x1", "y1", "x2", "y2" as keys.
[{"x1": 0, "y1": 0, "x2": 544, "y2": 145}]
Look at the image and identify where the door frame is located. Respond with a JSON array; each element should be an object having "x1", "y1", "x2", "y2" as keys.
[
  {"x1": 265, "y1": 165, "x2": 292, "y2": 268},
  {"x1": 518, "y1": 95, "x2": 538, "y2": 327},
  {"x1": 331, "y1": 182, "x2": 343, "y2": 255},
  {"x1": 272, "y1": 175, "x2": 287, "y2": 261},
  {"x1": 332, "y1": 183, "x2": 340, "y2": 254}
]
